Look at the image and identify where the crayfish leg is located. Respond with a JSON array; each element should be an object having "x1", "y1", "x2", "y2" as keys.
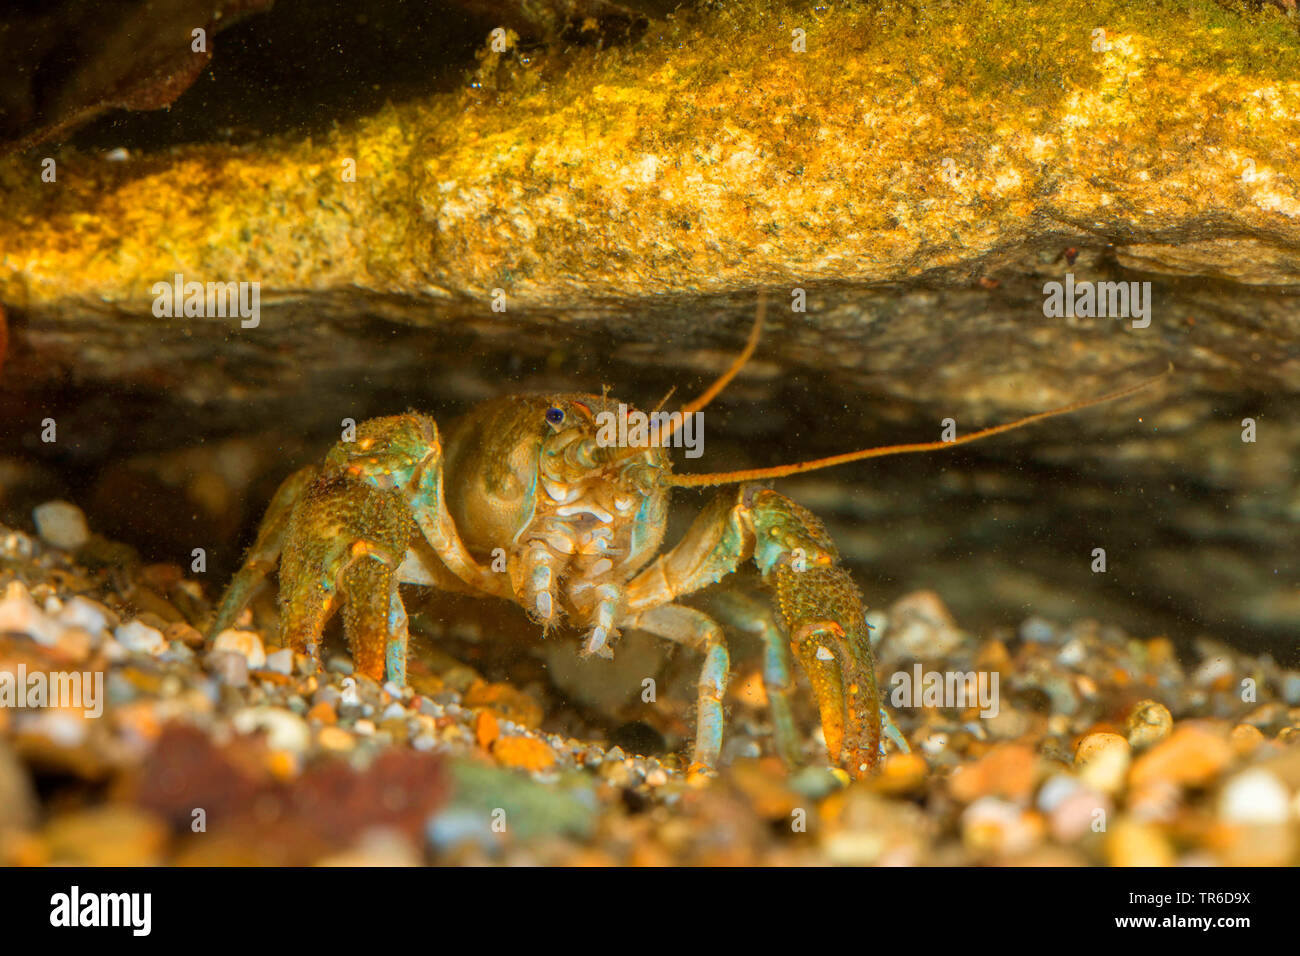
[
  {"x1": 340, "y1": 549, "x2": 408, "y2": 684},
  {"x1": 771, "y1": 562, "x2": 882, "y2": 778},
  {"x1": 629, "y1": 603, "x2": 731, "y2": 776},
  {"x1": 207, "y1": 465, "x2": 319, "y2": 639},
  {"x1": 705, "y1": 589, "x2": 802, "y2": 767},
  {"x1": 745, "y1": 488, "x2": 883, "y2": 778},
  {"x1": 275, "y1": 475, "x2": 416, "y2": 682}
]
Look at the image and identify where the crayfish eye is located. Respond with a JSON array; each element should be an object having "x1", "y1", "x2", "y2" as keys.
[{"x1": 545, "y1": 407, "x2": 565, "y2": 426}]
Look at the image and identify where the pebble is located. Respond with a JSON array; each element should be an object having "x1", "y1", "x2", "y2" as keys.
[
  {"x1": 1218, "y1": 768, "x2": 1290, "y2": 825},
  {"x1": 874, "y1": 753, "x2": 928, "y2": 795},
  {"x1": 54, "y1": 628, "x2": 94, "y2": 663},
  {"x1": 154, "y1": 641, "x2": 191, "y2": 668},
  {"x1": 1125, "y1": 699, "x2": 1173, "y2": 749},
  {"x1": 232, "y1": 706, "x2": 311, "y2": 753},
  {"x1": 307, "y1": 701, "x2": 337, "y2": 724},
  {"x1": 1056, "y1": 638, "x2": 1087, "y2": 667},
  {"x1": 885, "y1": 590, "x2": 964, "y2": 657},
  {"x1": 1106, "y1": 818, "x2": 1174, "y2": 867},
  {"x1": 1282, "y1": 673, "x2": 1300, "y2": 706},
  {"x1": 493, "y1": 736, "x2": 558, "y2": 772},
  {"x1": 1193, "y1": 655, "x2": 1233, "y2": 687},
  {"x1": 164, "y1": 622, "x2": 205, "y2": 648},
  {"x1": 318, "y1": 829, "x2": 422, "y2": 867},
  {"x1": 57, "y1": 596, "x2": 109, "y2": 636},
  {"x1": 1037, "y1": 775, "x2": 1110, "y2": 842},
  {"x1": 114, "y1": 620, "x2": 166, "y2": 655},
  {"x1": 1019, "y1": 616, "x2": 1057, "y2": 644},
  {"x1": 1215, "y1": 821, "x2": 1295, "y2": 867},
  {"x1": 1036, "y1": 774, "x2": 1081, "y2": 813},
  {"x1": 0, "y1": 581, "x2": 63, "y2": 645},
  {"x1": 212, "y1": 629, "x2": 267, "y2": 668},
  {"x1": 1130, "y1": 723, "x2": 1233, "y2": 789},
  {"x1": 31, "y1": 500, "x2": 90, "y2": 550},
  {"x1": 205, "y1": 649, "x2": 249, "y2": 687},
  {"x1": 948, "y1": 744, "x2": 1038, "y2": 803},
  {"x1": 340, "y1": 680, "x2": 362, "y2": 708},
  {"x1": 1073, "y1": 732, "x2": 1131, "y2": 794},
  {"x1": 312, "y1": 684, "x2": 342, "y2": 708},
  {"x1": 318, "y1": 726, "x2": 355, "y2": 751},
  {"x1": 264, "y1": 648, "x2": 294, "y2": 675},
  {"x1": 961, "y1": 797, "x2": 1043, "y2": 857},
  {"x1": 1229, "y1": 723, "x2": 1265, "y2": 755},
  {"x1": 1128, "y1": 779, "x2": 1182, "y2": 823}
]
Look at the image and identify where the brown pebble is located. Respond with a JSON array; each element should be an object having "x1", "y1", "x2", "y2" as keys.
[
  {"x1": 1126, "y1": 699, "x2": 1173, "y2": 749},
  {"x1": 164, "y1": 621, "x2": 206, "y2": 649},
  {"x1": 1074, "y1": 732, "x2": 1131, "y2": 794},
  {"x1": 1107, "y1": 818, "x2": 1174, "y2": 867},
  {"x1": 306, "y1": 701, "x2": 337, "y2": 725},
  {"x1": 1229, "y1": 723, "x2": 1265, "y2": 755},
  {"x1": 948, "y1": 744, "x2": 1038, "y2": 803},
  {"x1": 1130, "y1": 723, "x2": 1233, "y2": 789}
]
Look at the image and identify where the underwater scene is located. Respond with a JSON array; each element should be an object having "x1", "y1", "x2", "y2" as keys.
[{"x1": 0, "y1": 0, "x2": 1297, "y2": 879}]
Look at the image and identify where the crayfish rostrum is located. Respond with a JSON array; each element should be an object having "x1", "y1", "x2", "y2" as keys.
[{"x1": 207, "y1": 301, "x2": 1165, "y2": 778}]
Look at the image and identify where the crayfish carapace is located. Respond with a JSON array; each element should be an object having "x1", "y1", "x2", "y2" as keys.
[{"x1": 207, "y1": 299, "x2": 1168, "y2": 778}]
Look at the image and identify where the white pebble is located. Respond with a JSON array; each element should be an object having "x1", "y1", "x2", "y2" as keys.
[
  {"x1": 1219, "y1": 768, "x2": 1290, "y2": 825},
  {"x1": 340, "y1": 678, "x2": 362, "y2": 707},
  {"x1": 56, "y1": 596, "x2": 109, "y2": 637},
  {"x1": 1036, "y1": 773, "x2": 1083, "y2": 813},
  {"x1": 0, "y1": 581, "x2": 63, "y2": 645},
  {"x1": 232, "y1": 707, "x2": 310, "y2": 753},
  {"x1": 31, "y1": 500, "x2": 91, "y2": 550},
  {"x1": 115, "y1": 620, "x2": 166, "y2": 655},
  {"x1": 381, "y1": 702, "x2": 407, "y2": 722},
  {"x1": 212, "y1": 629, "x2": 267, "y2": 669},
  {"x1": 961, "y1": 796, "x2": 1040, "y2": 856},
  {"x1": 264, "y1": 648, "x2": 294, "y2": 675}
]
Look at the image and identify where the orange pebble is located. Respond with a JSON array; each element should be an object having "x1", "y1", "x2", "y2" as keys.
[
  {"x1": 306, "y1": 701, "x2": 337, "y2": 725},
  {"x1": 492, "y1": 735, "x2": 557, "y2": 772},
  {"x1": 475, "y1": 709, "x2": 500, "y2": 749}
]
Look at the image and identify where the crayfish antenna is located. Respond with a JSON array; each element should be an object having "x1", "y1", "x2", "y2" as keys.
[
  {"x1": 666, "y1": 361, "x2": 1174, "y2": 489},
  {"x1": 651, "y1": 385, "x2": 678, "y2": 414},
  {"x1": 675, "y1": 293, "x2": 766, "y2": 420},
  {"x1": 603, "y1": 295, "x2": 766, "y2": 465}
]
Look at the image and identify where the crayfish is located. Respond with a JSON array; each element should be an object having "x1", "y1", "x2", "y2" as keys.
[{"x1": 207, "y1": 300, "x2": 1165, "y2": 778}]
